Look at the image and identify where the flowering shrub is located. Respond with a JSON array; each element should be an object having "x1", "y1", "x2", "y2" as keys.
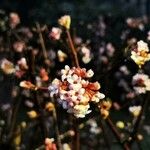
[{"x1": 0, "y1": 9, "x2": 150, "y2": 150}]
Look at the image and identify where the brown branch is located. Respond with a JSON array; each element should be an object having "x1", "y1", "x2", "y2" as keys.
[
  {"x1": 106, "y1": 117, "x2": 130, "y2": 150},
  {"x1": 128, "y1": 92, "x2": 149, "y2": 145},
  {"x1": 51, "y1": 98, "x2": 63, "y2": 150},
  {"x1": 66, "y1": 29, "x2": 79, "y2": 68},
  {"x1": 35, "y1": 22, "x2": 48, "y2": 60}
]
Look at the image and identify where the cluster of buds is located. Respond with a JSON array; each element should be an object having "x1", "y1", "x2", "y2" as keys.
[
  {"x1": 58, "y1": 15, "x2": 71, "y2": 30},
  {"x1": 48, "y1": 65, "x2": 105, "y2": 118},
  {"x1": 131, "y1": 40, "x2": 150, "y2": 68},
  {"x1": 98, "y1": 100, "x2": 112, "y2": 119},
  {"x1": 132, "y1": 73, "x2": 150, "y2": 94},
  {"x1": 81, "y1": 46, "x2": 92, "y2": 64},
  {"x1": 57, "y1": 50, "x2": 67, "y2": 62}
]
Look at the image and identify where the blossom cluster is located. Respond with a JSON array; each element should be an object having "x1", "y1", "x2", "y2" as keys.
[
  {"x1": 132, "y1": 73, "x2": 150, "y2": 94},
  {"x1": 131, "y1": 40, "x2": 150, "y2": 68},
  {"x1": 48, "y1": 65, "x2": 105, "y2": 118}
]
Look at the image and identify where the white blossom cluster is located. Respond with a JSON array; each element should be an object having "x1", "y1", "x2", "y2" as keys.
[
  {"x1": 132, "y1": 73, "x2": 150, "y2": 94},
  {"x1": 48, "y1": 65, "x2": 105, "y2": 118},
  {"x1": 131, "y1": 40, "x2": 150, "y2": 67}
]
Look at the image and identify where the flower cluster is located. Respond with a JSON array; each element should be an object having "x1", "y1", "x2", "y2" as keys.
[
  {"x1": 131, "y1": 40, "x2": 150, "y2": 68},
  {"x1": 132, "y1": 73, "x2": 150, "y2": 94},
  {"x1": 48, "y1": 65, "x2": 105, "y2": 118}
]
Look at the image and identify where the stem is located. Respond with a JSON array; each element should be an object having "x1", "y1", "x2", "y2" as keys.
[
  {"x1": 99, "y1": 119, "x2": 111, "y2": 150},
  {"x1": 106, "y1": 117, "x2": 130, "y2": 150},
  {"x1": 66, "y1": 29, "x2": 80, "y2": 149},
  {"x1": 7, "y1": 95, "x2": 22, "y2": 142},
  {"x1": 128, "y1": 93, "x2": 149, "y2": 145},
  {"x1": 35, "y1": 22, "x2": 48, "y2": 60},
  {"x1": 28, "y1": 49, "x2": 49, "y2": 138},
  {"x1": 51, "y1": 98, "x2": 62, "y2": 150},
  {"x1": 72, "y1": 118, "x2": 80, "y2": 150},
  {"x1": 66, "y1": 29, "x2": 79, "y2": 68}
]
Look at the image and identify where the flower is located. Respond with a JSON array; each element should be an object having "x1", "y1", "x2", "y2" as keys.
[
  {"x1": 0, "y1": 59, "x2": 15, "y2": 74},
  {"x1": 100, "y1": 109, "x2": 109, "y2": 119},
  {"x1": 48, "y1": 65, "x2": 105, "y2": 118},
  {"x1": 45, "y1": 138, "x2": 57, "y2": 150},
  {"x1": 99, "y1": 100, "x2": 112, "y2": 119},
  {"x1": 57, "y1": 50, "x2": 67, "y2": 62},
  {"x1": 19, "y1": 81, "x2": 37, "y2": 90},
  {"x1": 58, "y1": 15, "x2": 71, "y2": 29},
  {"x1": 13, "y1": 41, "x2": 25, "y2": 53},
  {"x1": 9, "y1": 12, "x2": 20, "y2": 28},
  {"x1": 62, "y1": 143, "x2": 71, "y2": 150},
  {"x1": 27, "y1": 110, "x2": 38, "y2": 119},
  {"x1": 40, "y1": 68, "x2": 49, "y2": 81},
  {"x1": 116, "y1": 121, "x2": 125, "y2": 129},
  {"x1": 45, "y1": 102, "x2": 54, "y2": 112},
  {"x1": 132, "y1": 73, "x2": 150, "y2": 94},
  {"x1": 49, "y1": 27, "x2": 62, "y2": 40},
  {"x1": 131, "y1": 40, "x2": 150, "y2": 67},
  {"x1": 129, "y1": 106, "x2": 142, "y2": 117},
  {"x1": 81, "y1": 46, "x2": 92, "y2": 64}
]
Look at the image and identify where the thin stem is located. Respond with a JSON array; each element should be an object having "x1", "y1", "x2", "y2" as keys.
[
  {"x1": 28, "y1": 49, "x2": 49, "y2": 138},
  {"x1": 51, "y1": 98, "x2": 62, "y2": 150},
  {"x1": 106, "y1": 117, "x2": 130, "y2": 150},
  {"x1": 35, "y1": 22, "x2": 48, "y2": 60},
  {"x1": 72, "y1": 117, "x2": 80, "y2": 150},
  {"x1": 66, "y1": 29, "x2": 79, "y2": 68},
  {"x1": 66, "y1": 29, "x2": 80, "y2": 150},
  {"x1": 128, "y1": 93, "x2": 149, "y2": 145},
  {"x1": 7, "y1": 95, "x2": 22, "y2": 142},
  {"x1": 99, "y1": 119, "x2": 111, "y2": 150}
]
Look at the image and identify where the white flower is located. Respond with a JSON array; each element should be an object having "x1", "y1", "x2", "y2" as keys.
[
  {"x1": 86, "y1": 69, "x2": 94, "y2": 78},
  {"x1": 132, "y1": 73, "x2": 150, "y2": 94},
  {"x1": 137, "y1": 40, "x2": 149, "y2": 52},
  {"x1": 57, "y1": 50, "x2": 67, "y2": 62},
  {"x1": 131, "y1": 40, "x2": 150, "y2": 67},
  {"x1": 129, "y1": 106, "x2": 142, "y2": 117},
  {"x1": 1, "y1": 59, "x2": 15, "y2": 74}
]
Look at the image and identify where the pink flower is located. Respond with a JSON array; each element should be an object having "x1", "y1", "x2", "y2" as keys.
[
  {"x1": 49, "y1": 27, "x2": 62, "y2": 40},
  {"x1": 13, "y1": 41, "x2": 25, "y2": 53}
]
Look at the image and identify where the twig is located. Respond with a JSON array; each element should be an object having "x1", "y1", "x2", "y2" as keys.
[
  {"x1": 72, "y1": 117, "x2": 80, "y2": 150},
  {"x1": 51, "y1": 98, "x2": 62, "y2": 150},
  {"x1": 66, "y1": 29, "x2": 79, "y2": 68},
  {"x1": 128, "y1": 93, "x2": 149, "y2": 145},
  {"x1": 35, "y1": 22, "x2": 48, "y2": 60},
  {"x1": 99, "y1": 119, "x2": 111, "y2": 150},
  {"x1": 28, "y1": 49, "x2": 49, "y2": 138},
  {"x1": 106, "y1": 117, "x2": 130, "y2": 150}
]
